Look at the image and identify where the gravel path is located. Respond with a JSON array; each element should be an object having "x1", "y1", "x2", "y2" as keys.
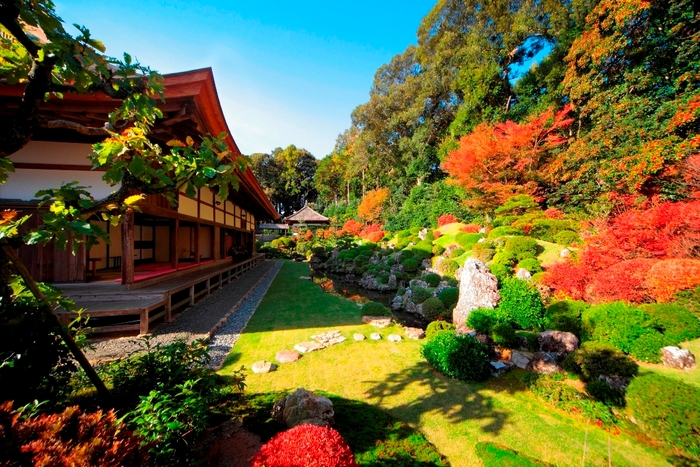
[{"x1": 84, "y1": 260, "x2": 281, "y2": 363}]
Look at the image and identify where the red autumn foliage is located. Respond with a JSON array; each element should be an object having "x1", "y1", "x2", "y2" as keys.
[
  {"x1": 304, "y1": 229, "x2": 314, "y2": 241},
  {"x1": 0, "y1": 402, "x2": 145, "y2": 467},
  {"x1": 433, "y1": 230, "x2": 442, "y2": 239},
  {"x1": 341, "y1": 219, "x2": 363, "y2": 237},
  {"x1": 461, "y1": 223, "x2": 481, "y2": 233},
  {"x1": 359, "y1": 223, "x2": 385, "y2": 242},
  {"x1": 544, "y1": 200, "x2": 700, "y2": 303},
  {"x1": 543, "y1": 207, "x2": 564, "y2": 219},
  {"x1": 443, "y1": 105, "x2": 573, "y2": 209},
  {"x1": 251, "y1": 424, "x2": 358, "y2": 467},
  {"x1": 646, "y1": 259, "x2": 700, "y2": 302},
  {"x1": 437, "y1": 214, "x2": 459, "y2": 226},
  {"x1": 357, "y1": 188, "x2": 390, "y2": 223}
]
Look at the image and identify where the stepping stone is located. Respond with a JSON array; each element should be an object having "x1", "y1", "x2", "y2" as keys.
[
  {"x1": 294, "y1": 341, "x2": 324, "y2": 353},
  {"x1": 370, "y1": 333, "x2": 382, "y2": 340},
  {"x1": 387, "y1": 334, "x2": 402, "y2": 342},
  {"x1": 252, "y1": 361, "x2": 275, "y2": 374},
  {"x1": 311, "y1": 330, "x2": 347, "y2": 347},
  {"x1": 403, "y1": 327, "x2": 425, "y2": 340},
  {"x1": 362, "y1": 316, "x2": 392, "y2": 328},
  {"x1": 299, "y1": 276, "x2": 312, "y2": 280},
  {"x1": 354, "y1": 333, "x2": 366, "y2": 341},
  {"x1": 276, "y1": 350, "x2": 301, "y2": 363}
]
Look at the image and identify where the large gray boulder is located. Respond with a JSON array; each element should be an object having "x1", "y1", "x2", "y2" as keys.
[
  {"x1": 271, "y1": 388, "x2": 334, "y2": 427},
  {"x1": 452, "y1": 259, "x2": 500, "y2": 328},
  {"x1": 538, "y1": 330, "x2": 579, "y2": 354},
  {"x1": 661, "y1": 346, "x2": 697, "y2": 370}
]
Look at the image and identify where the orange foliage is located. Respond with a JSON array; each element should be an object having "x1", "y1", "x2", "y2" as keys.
[
  {"x1": 543, "y1": 207, "x2": 564, "y2": 219},
  {"x1": 359, "y1": 223, "x2": 385, "y2": 242},
  {"x1": 357, "y1": 188, "x2": 390, "y2": 223},
  {"x1": 461, "y1": 224, "x2": 481, "y2": 233},
  {"x1": 585, "y1": 259, "x2": 657, "y2": 303},
  {"x1": 646, "y1": 259, "x2": 700, "y2": 302},
  {"x1": 437, "y1": 214, "x2": 459, "y2": 226},
  {"x1": 443, "y1": 106, "x2": 573, "y2": 209},
  {"x1": 341, "y1": 219, "x2": 363, "y2": 237},
  {"x1": 433, "y1": 230, "x2": 442, "y2": 239},
  {"x1": 303, "y1": 229, "x2": 313, "y2": 241}
]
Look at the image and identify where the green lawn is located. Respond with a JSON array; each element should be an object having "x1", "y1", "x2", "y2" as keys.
[
  {"x1": 220, "y1": 260, "x2": 671, "y2": 466},
  {"x1": 639, "y1": 337, "x2": 700, "y2": 388}
]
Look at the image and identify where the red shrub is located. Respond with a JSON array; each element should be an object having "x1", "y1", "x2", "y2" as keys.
[
  {"x1": 341, "y1": 219, "x2": 363, "y2": 237},
  {"x1": 251, "y1": 424, "x2": 358, "y2": 467},
  {"x1": 461, "y1": 223, "x2": 481, "y2": 233},
  {"x1": 433, "y1": 230, "x2": 442, "y2": 239},
  {"x1": 0, "y1": 402, "x2": 144, "y2": 467},
  {"x1": 543, "y1": 261, "x2": 590, "y2": 300},
  {"x1": 584, "y1": 259, "x2": 658, "y2": 303},
  {"x1": 360, "y1": 223, "x2": 385, "y2": 242},
  {"x1": 543, "y1": 207, "x2": 564, "y2": 219},
  {"x1": 646, "y1": 259, "x2": 700, "y2": 302},
  {"x1": 437, "y1": 214, "x2": 459, "y2": 226},
  {"x1": 304, "y1": 229, "x2": 314, "y2": 241},
  {"x1": 322, "y1": 228, "x2": 335, "y2": 239}
]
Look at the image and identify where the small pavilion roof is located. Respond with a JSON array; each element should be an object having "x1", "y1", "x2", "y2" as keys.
[{"x1": 284, "y1": 205, "x2": 329, "y2": 224}]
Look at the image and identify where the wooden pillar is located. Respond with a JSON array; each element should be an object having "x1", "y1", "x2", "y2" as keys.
[
  {"x1": 195, "y1": 223, "x2": 200, "y2": 264},
  {"x1": 121, "y1": 208, "x2": 135, "y2": 285},
  {"x1": 171, "y1": 218, "x2": 179, "y2": 270},
  {"x1": 214, "y1": 227, "x2": 221, "y2": 261}
]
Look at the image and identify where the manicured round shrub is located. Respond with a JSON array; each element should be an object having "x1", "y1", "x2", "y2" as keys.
[
  {"x1": 401, "y1": 258, "x2": 419, "y2": 273},
  {"x1": 422, "y1": 297, "x2": 447, "y2": 322},
  {"x1": 424, "y1": 273, "x2": 441, "y2": 287},
  {"x1": 529, "y1": 219, "x2": 579, "y2": 242},
  {"x1": 425, "y1": 321, "x2": 456, "y2": 339},
  {"x1": 410, "y1": 287, "x2": 431, "y2": 304},
  {"x1": 584, "y1": 379, "x2": 626, "y2": 407},
  {"x1": 361, "y1": 302, "x2": 390, "y2": 316},
  {"x1": 466, "y1": 308, "x2": 502, "y2": 334},
  {"x1": 439, "y1": 259, "x2": 459, "y2": 277},
  {"x1": 640, "y1": 303, "x2": 700, "y2": 345},
  {"x1": 490, "y1": 323, "x2": 520, "y2": 348},
  {"x1": 543, "y1": 300, "x2": 588, "y2": 336},
  {"x1": 449, "y1": 248, "x2": 465, "y2": 259},
  {"x1": 378, "y1": 273, "x2": 390, "y2": 284},
  {"x1": 447, "y1": 278, "x2": 458, "y2": 287},
  {"x1": 455, "y1": 232, "x2": 484, "y2": 250},
  {"x1": 553, "y1": 230, "x2": 580, "y2": 246},
  {"x1": 396, "y1": 287, "x2": 406, "y2": 296},
  {"x1": 397, "y1": 229, "x2": 412, "y2": 239},
  {"x1": 562, "y1": 342, "x2": 639, "y2": 381},
  {"x1": 421, "y1": 332, "x2": 491, "y2": 381},
  {"x1": 487, "y1": 263, "x2": 510, "y2": 281},
  {"x1": 490, "y1": 251, "x2": 517, "y2": 270},
  {"x1": 432, "y1": 244, "x2": 445, "y2": 256},
  {"x1": 251, "y1": 424, "x2": 358, "y2": 467},
  {"x1": 410, "y1": 241, "x2": 433, "y2": 260},
  {"x1": 398, "y1": 250, "x2": 414, "y2": 261},
  {"x1": 626, "y1": 374, "x2": 700, "y2": 460},
  {"x1": 581, "y1": 301, "x2": 666, "y2": 362},
  {"x1": 487, "y1": 226, "x2": 523, "y2": 239},
  {"x1": 437, "y1": 287, "x2": 459, "y2": 311},
  {"x1": 517, "y1": 258, "x2": 543, "y2": 274},
  {"x1": 472, "y1": 242, "x2": 495, "y2": 262},
  {"x1": 497, "y1": 278, "x2": 545, "y2": 330},
  {"x1": 503, "y1": 236, "x2": 539, "y2": 260}
]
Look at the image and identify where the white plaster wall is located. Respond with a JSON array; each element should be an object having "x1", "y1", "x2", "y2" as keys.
[{"x1": 0, "y1": 141, "x2": 117, "y2": 201}]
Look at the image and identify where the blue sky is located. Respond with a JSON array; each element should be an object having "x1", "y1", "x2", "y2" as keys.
[{"x1": 54, "y1": 1, "x2": 436, "y2": 158}]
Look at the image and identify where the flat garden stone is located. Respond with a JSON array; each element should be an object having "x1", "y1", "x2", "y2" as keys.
[
  {"x1": 276, "y1": 350, "x2": 301, "y2": 363},
  {"x1": 403, "y1": 327, "x2": 425, "y2": 340},
  {"x1": 272, "y1": 388, "x2": 334, "y2": 428},
  {"x1": 661, "y1": 346, "x2": 697, "y2": 370},
  {"x1": 511, "y1": 350, "x2": 534, "y2": 369},
  {"x1": 299, "y1": 276, "x2": 312, "y2": 280},
  {"x1": 362, "y1": 316, "x2": 392, "y2": 327},
  {"x1": 370, "y1": 333, "x2": 382, "y2": 340},
  {"x1": 252, "y1": 361, "x2": 275, "y2": 373},
  {"x1": 354, "y1": 333, "x2": 366, "y2": 341},
  {"x1": 294, "y1": 341, "x2": 324, "y2": 353},
  {"x1": 311, "y1": 330, "x2": 346, "y2": 347},
  {"x1": 387, "y1": 334, "x2": 402, "y2": 342},
  {"x1": 529, "y1": 352, "x2": 562, "y2": 374}
]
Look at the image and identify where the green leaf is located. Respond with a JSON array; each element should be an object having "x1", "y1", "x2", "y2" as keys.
[
  {"x1": 202, "y1": 167, "x2": 217, "y2": 178},
  {"x1": 128, "y1": 157, "x2": 147, "y2": 177}
]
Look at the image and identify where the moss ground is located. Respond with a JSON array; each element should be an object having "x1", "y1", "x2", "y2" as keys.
[{"x1": 220, "y1": 260, "x2": 671, "y2": 466}]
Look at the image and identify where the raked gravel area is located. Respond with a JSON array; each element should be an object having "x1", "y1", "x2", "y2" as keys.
[{"x1": 84, "y1": 260, "x2": 281, "y2": 364}]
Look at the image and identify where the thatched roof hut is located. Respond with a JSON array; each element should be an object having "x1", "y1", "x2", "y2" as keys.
[{"x1": 284, "y1": 205, "x2": 330, "y2": 225}]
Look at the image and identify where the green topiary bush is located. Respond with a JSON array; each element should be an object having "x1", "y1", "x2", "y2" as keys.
[
  {"x1": 585, "y1": 379, "x2": 626, "y2": 407},
  {"x1": 424, "y1": 273, "x2": 441, "y2": 287},
  {"x1": 410, "y1": 240, "x2": 434, "y2": 259},
  {"x1": 432, "y1": 244, "x2": 446, "y2": 256},
  {"x1": 410, "y1": 287, "x2": 431, "y2": 304},
  {"x1": 529, "y1": 219, "x2": 579, "y2": 242},
  {"x1": 401, "y1": 258, "x2": 419, "y2": 273},
  {"x1": 626, "y1": 374, "x2": 700, "y2": 460},
  {"x1": 517, "y1": 258, "x2": 542, "y2": 274},
  {"x1": 581, "y1": 301, "x2": 666, "y2": 362},
  {"x1": 562, "y1": 342, "x2": 639, "y2": 381},
  {"x1": 487, "y1": 226, "x2": 524, "y2": 239},
  {"x1": 503, "y1": 236, "x2": 540, "y2": 260},
  {"x1": 455, "y1": 232, "x2": 485, "y2": 250},
  {"x1": 472, "y1": 242, "x2": 495, "y2": 262},
  {"x1": 421, "y1": 332, "x2": 491, "y2": 381},
  {"x1": 421, "y1": 297, "x2": 447, "y2": 322},
  {"x1": 553, "y1": 230, "x2": 580, "y2": 246},
  {"x1": 425, "y1": 321, "x2": 456, "y2": 339},
  {"x1": 487, "y1": 263, "x2": 511, "y2": 281},
  {"x1": 466, "y1": 308, "x2": 502, "y2": 334},
  {"x1": 439, "y1": 259, "x2": 459, "y2": 278},
  {"x1": 543, "y1": 300, "x2": 588, "y2": 336},
  {"x1": 361, "y1": 302, "x2": 390, "y2": 316},
  {"x1": 490, "y1": 323, "x2": 520, "y2": 348},
  {"x1": 640, "y1": 303, "x2": 700, "y2": 345},
  {"x1": 449, "y1": 248, "x2": 465, "y2": 259},
  {"x1": 497, "y1": 278, "x2": 545, "y2": 330},
  {"x1": 437, "y1": 287, "x2": 459, "y2": 311}
]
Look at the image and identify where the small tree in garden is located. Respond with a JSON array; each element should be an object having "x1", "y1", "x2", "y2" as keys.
[{"x1": 357, "y1": 187, "x2": 390, "y2": 223}]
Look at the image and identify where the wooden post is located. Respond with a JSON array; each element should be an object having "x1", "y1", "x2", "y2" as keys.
[
  {"x1": 121, "y1": 208, "x2": 135, "y2": 285},
  {"x1": 195, "y1": 223, "x2": 200, "y2": 264},
  {"x1": 171, "y1": 218, "x2": 179, "y2": 270},
  {"x1": 165, "y1": 293, "x2": 172, "y2": 322},
  {"x1": 189, "y1": 285, "x2": 195, "y2": 306},
  {"x1": 139, "y1": 309, "x2": 148, "y2": 335}
]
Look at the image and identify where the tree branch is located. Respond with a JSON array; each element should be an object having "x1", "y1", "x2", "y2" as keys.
[{"x1": 37, "y1": 117, "x2": 110, "y2": 136}]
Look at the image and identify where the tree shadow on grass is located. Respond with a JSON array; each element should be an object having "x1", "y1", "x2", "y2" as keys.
[
  {"x1": 363, "y1": 360, "x2": 528, "y2": 436},
  {"x1": 236, "y1": 391, "x2": 450, "y2": 466}
]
